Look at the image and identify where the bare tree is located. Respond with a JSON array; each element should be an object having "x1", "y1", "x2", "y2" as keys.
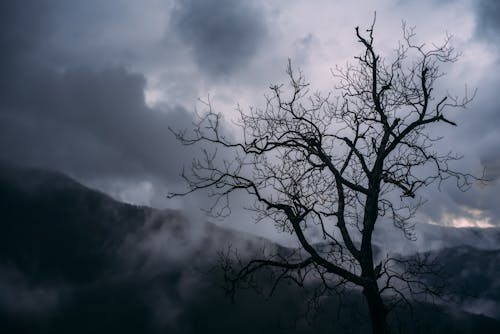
[{"x1": 170, "y1": 19, "x2": 478, "y2": 334}]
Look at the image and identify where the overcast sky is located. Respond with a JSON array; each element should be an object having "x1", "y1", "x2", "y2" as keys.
[{"x1": 1, "y1": 0, "x2": 499, "y2": 236}]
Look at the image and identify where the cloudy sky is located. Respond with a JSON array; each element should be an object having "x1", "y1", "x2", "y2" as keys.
[{"x1": 1, "y1": 0, "x2": 499, "y2": 236}]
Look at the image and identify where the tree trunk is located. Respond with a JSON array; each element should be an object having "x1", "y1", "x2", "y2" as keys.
[{"x1": 363, "y1": 283, "x2": 388, "y2": 334}]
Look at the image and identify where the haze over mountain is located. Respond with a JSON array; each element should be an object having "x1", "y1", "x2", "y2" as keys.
[{"x1": 1, "y1": 163, "x2": 499, "y2": 333}]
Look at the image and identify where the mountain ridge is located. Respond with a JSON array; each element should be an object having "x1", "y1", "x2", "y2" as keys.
[{"x1": 0, "y1": 163, "x2": 499, "y2": 333}]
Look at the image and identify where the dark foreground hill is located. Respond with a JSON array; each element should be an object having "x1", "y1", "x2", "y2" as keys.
[{"x1": 0, "y1": 163, "x2": 499, "y2": 333}]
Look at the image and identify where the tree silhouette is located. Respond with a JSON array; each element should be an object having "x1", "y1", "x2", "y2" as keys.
[{"x1": 170, "y1": 19, "x2": 478, "y2": 334}]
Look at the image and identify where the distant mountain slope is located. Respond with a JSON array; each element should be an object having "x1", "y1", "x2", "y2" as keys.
[
  {"x1": 415, "y1": 224, "x2": 500, "y2": 250},
  {"x1": 432, "y1": 245, "x2": 500, "y2": 319},
  {"x1": 0, "y1": 163, "x2": 499, "y2": 333},
  {"x1": 373, "y1": 221, "x2": 500, "y2": 255},
  {"x1": 0, "y1": 162, "x2": 156, "y2": 283}
]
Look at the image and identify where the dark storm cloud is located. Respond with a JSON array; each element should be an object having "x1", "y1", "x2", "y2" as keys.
[
  {"x1": 474, "y1": 0, "x2": 500, "y2": 42},
  {"x1": 170, "y1": 0, "x2": 267, "y2": 77},
  {"x1": 0, "y1": 0, "x2": 202, "y2": 187},
  {"x1": 0, "y1": 0, "x2": 55, "y2": 68},
  {"x1": 0, "y1": 65, "x2": 198, "y2": 183}
]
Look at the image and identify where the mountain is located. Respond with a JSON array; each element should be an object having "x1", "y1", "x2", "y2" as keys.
[
  {"x1": 0, "y1": 163, "x2": 499, "y2": 333},
  {"x1": 372, "y1": 220, "x2": 500, "y2": 256},
  {"x1": 432, "y1": 245, "x2": 500, "y2": 319}
]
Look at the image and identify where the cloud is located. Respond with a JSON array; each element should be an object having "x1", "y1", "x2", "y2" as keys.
[
  {"x1": 170, "y1": 0, "x2": 267, "y2": 77},
  {"x1": 474, "y1": 0, "x2": 500, "y2": 42},
  {"x1": 0, "y1": 66, "x2": 198, "y2": 184},
  {"x1": 0, "y1": 0, "x2": 206, "y2": 207}
]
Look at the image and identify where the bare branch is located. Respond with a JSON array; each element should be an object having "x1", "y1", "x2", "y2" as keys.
[{"x1": 170, "y1": 18, "x2": 483, "y2": 334}]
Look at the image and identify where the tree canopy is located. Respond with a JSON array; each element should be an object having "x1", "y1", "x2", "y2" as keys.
[{"x1": 170, "y1": 18, "x2": 479, "y2": 334}]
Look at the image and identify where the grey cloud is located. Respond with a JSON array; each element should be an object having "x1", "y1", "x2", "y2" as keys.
[
  {"x1": 0, "y1": 0, "x2": 177, "y2": 76},
  {"x1": 474, "y1": 0, "x2": 500, "y2": 42},
  {"x1": 444, "y1": 64, "x2": 500, "y2": 224},
  {"x1": 0, "y1": 0, "x2": 209, "y2": 212},
  {"x1": 483, "y1": 158, "x2": 500, "y2": 181},
  {"x1": 0, "y1": 66, "x2": 198, "y2": 184},
  {"x1": 468, "y1": 96, "x2": 500, "y2": 171},
  {"x1": 170, "y1": 0, "x2": 267, "y2": 77},
  {"x1": 0, "y1": 1, "x2": 56, "y2": 69},
  {"x1": 291, "y1": 33, "x2": 316, "y2": 67},
  {"x1": 0, "y1": 0, "x2": 203, "y2": 190}
]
